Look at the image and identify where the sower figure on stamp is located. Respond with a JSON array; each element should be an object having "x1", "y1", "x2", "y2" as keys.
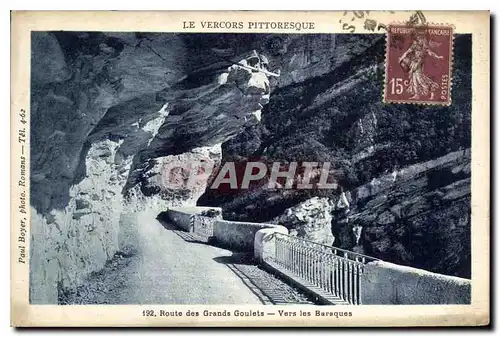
[{"x1": 398, "y1": 31, "x2": 444, "y2": 100}]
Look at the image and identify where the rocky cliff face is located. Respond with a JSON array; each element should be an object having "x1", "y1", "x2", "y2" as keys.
[
  {"x1": 273, "y1": 197, "x2": 335, "y2": 246},
  {"x1": 331, "y1": 149, "x2": 471, "y2": 278},
  {"x1": 198, "y1": 34, "x2": 472, "y2": 278},
  {"x1": 30, "y1": 32, "x2": 472, "y2": 303}
]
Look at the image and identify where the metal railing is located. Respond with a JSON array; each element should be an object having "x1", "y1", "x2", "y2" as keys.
[{"x1": 265, "y1": 232, "x2": 379, "y2": 305}]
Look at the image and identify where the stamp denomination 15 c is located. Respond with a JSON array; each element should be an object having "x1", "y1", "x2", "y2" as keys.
[{"x1": 384, "y1": 24, "x2": 454, "y2": 105}]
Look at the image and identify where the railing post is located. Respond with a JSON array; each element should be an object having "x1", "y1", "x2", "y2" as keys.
[
  {"x1": 292, "y1": 241, "x2": 297, "y2": 274},
  {"x1": 353, "y1": 262, "x2": 359, "y2": 305},
  {"x1": 312, "y1": 248, "x2": 316, "y2": 284},
  {"x1": 309, "y1": 246, "x2": 313, "y2": 283},
  {"x1": 328, "y1": 255, "x2": 333, "y2": 294},
  {"x1": 306, "y1": 246, "x2": 310, "y2": 281},
  {"x1": 323, "y1": 252, "x2": 327, "y2": 292},
  {"x1": 343, "y1": 252, "x2": 348, "y2": 302},
  {"x1": 274, "y1": 234, "x2": 278, "y2": 264},
  {"x1": 348, "y1": 261, "x2": 353, "y2": 304},
  {"x1": 287, "y1": 238, "x2": 292, "y2": 271},
  {"x1": 358, "y1": 264, "x2": 364, "y2": 305},
  {"x1": 300, "y1": 245, "x2": 305, "y2": 280},
  {"x1": 321, "y1": 250, "x2": 326, "y2": 291},
  {"x1": 339, "y1": 258, "x2": 343, "y2": 298},
  {"x1": 322, "y1": 249, "x2": 328, "y2": 291}
]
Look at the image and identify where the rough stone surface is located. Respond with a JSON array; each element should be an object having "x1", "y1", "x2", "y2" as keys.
[
  {"x1": 332, "y1": 150, "x2": 471, "y2": 278},
  {"x1": 272, "y1": 197, "x2": 335, "y2": 245}
]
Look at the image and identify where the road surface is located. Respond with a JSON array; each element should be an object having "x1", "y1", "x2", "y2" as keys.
[{"x1": 61, "y1": 210, "x2": 313, "y2": 305}]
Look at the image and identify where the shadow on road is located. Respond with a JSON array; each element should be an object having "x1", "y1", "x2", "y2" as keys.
[{"x1": 213, "y1": 253, "x2": 273, "y2": 305}]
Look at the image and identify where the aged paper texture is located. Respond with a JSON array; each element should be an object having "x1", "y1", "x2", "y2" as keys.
[{"x1": 11, "y1": 10, "x2": 490, "y2": 327}]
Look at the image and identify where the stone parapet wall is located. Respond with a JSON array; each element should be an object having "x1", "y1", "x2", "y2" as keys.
[
  {"x1": 213, "y1": 220, "x2": 283, "y2": 252},
  {"x1": 360, "y1": 260, "x2": 471, "y2": 304}
]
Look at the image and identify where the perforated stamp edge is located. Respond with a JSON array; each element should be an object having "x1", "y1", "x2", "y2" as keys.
[{"x1": 382, "y1": 22, "x2": 456, "y2": 106}]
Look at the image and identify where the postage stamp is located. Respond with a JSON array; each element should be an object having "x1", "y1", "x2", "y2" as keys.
[{"x1": 384, "y1": 24, "x2": 454, "y2": 105}]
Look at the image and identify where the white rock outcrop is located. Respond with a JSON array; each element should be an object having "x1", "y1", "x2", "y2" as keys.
[{"x1": 273, "y1": 197, "x2": 335, "y2": 246}]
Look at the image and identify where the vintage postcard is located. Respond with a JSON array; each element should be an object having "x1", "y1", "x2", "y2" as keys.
[{"x1": 11, "y1": 10, "x2": 490, "y2": 327}]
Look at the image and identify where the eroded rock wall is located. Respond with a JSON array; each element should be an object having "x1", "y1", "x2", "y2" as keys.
[
  {"x1": 30, "y1": 139, "x2": 130, "y2": 303},
  {"x1": 30, "y1": 32, "x2": 273, "y2": 303},
  {"x1": 273, "y1": 197, "x2": 335, "y2": 246},
  {"x1": 332, "y1": 150, "x2": 471, "y2": 278}
]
